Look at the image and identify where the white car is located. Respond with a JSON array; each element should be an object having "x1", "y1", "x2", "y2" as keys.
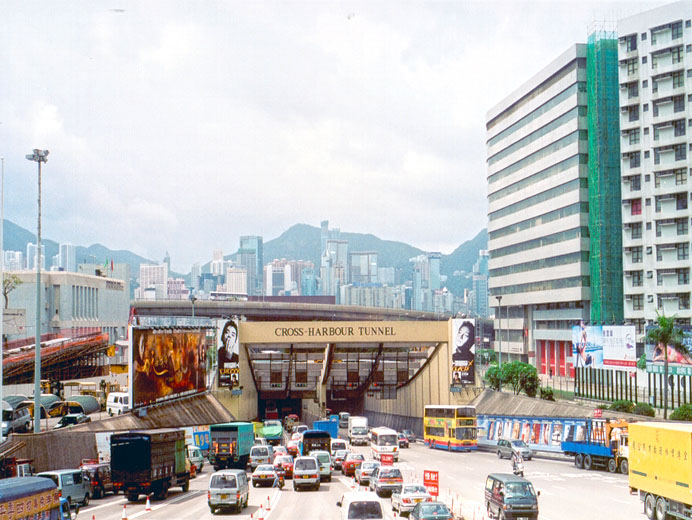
[
  {"x1": 251, "y1": 464, "x2": 279, "y2": 487},
  {"x1": 336, "y1": 491, "x2": 384, "y2": 520},
  {"x1": 391, "y1": 483, "x2": 433, "y2": 514}
]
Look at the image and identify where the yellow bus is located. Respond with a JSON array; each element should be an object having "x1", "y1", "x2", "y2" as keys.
[{"x1": 423, "y1": 405, "x2": 477, "y2": 451}]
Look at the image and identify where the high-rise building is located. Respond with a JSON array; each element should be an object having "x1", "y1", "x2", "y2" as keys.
[
  {"x1": 618, "y1": 3, "x2": 692, "y2": 333},
  {"x1": 378, "y1": 267, "x2": 395, "y2": 285},
  {"x1": 4, "y1": 251, "x2": 24, "y2": 271},
  {"x1": 301, "y1": 268, "x2": 318, "y2": 296},
  {"x1": 472, "y1": 250, "x2": 490, "y2": 317},
  {"x1": 163, "y1": 251, "x2": 171, "y2": 274},
  {"x1": 321, "y1": 239, "x2": 348, "y2": 297},
  {"x1": 211, "y1": 249, "x2": 226, "y2": 276},
  {"x1": 138, "y1": 263, "x2": 168, "y2": 299},
  {"x1": 239, "y1": 235, "x2": 264, "y2": 295},
  {"x1": 265, "y1": 260, "x2": 288, "y2": 296},
  {"x1": 349, "y1": 252, "x2": 378, "y2": 284},
  {"x1": 26, "y1": 243, "x2": 45, "y2": 270},
  {"x1": 487, "y1": 36, "x2": 621, "y2": 376},
  {"x1": 167, "y1": 278, "x2": 189, "y2": 300},
  {"x1": 51, "y1": 243, "x2": 76, "y2": 272},
  {"x1": 226, "y1": 265, "x2": 248, "y2": 295},
  {"x1": 410, "y1": 252, "x2": 441, "y2": 311},
  {"x1": 190, "y1": 263, "x2": 201, "y2": 291}
]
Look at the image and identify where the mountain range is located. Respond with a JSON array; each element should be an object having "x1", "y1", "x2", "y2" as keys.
[{"x1": 4, "y1": 219, "x2": 488, "y2": 294}]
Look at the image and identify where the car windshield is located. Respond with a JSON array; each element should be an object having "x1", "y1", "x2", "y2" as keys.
[
  {"x1": 380, "y1": 469, "x2": 402, "y2": 478},
  {"x1": 348, "y1": 501, "x2": 383, "y2": 519},
  {"x1": 61, "y1": 416, "x2": 79, "y2": 425},
  {"x1": 251, "y1": 447, "x2": 268, "y2": 456},
  {"x1": 362, "y1": 462, "x2": 379, "y2": 470},
  {"x1": 211, "y1": 474, "x2": 237, "y2": 488},
  {"x1": 346, "y1": 454, "x2": 364, "y2": 461},
  {"x1": 256, "y1": 465, "x2": 275, "y2": 472},
  {"x1": 352, "y1": 427, "x2": 367, "y2": 434},
  {"x1": 403, "y1": 485, "x2": 427, "y2": 494},
  {"x1": 420, "y1": 504, "x2": 450, "y2": 516},
  {"x1": 511, "y1": 440, "x2": 528, "y2": 448},
  {"x1": 336, "y1": 450, "x2": 349, "y2": 458},
  {"x1": 276, "y1": 456, "x2": 292, "y2": 464},
  {"x1": 295, "y1": 458, "x2": 317, "y2": 470},
  {"x1": 505, "y1": 482, "x2": 536, "y2": 498},
  {"x1": 264, "y1": 420, "x2": 281, "y2": 428}
]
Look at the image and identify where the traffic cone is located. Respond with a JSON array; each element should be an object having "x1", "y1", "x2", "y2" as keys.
[
  {"x1": 145, "y1": 495, "x2": 152, "y2": 512},
  {"x1": 121, "y1": 504, "x2": 128, "y2": 520},
  {"x1": 266, "y1": 495, "x2": 271, "y2": 511}
]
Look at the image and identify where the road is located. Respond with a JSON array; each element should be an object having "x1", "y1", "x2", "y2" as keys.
[{"x1": 77, "y1": 441, "x2": 643, "y2": 520}]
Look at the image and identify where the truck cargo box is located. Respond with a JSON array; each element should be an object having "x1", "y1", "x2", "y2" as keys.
[{"x1": 111, "y1": 428, "x2": 186, "y2": 482}]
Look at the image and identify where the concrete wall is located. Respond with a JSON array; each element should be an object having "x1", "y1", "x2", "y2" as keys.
[
  {"x1": 9, "y1": 430, "x2": 98, "y2": 473},
  {"x1": 211, "y1": 341, "x2": 258, "y2": 421}
]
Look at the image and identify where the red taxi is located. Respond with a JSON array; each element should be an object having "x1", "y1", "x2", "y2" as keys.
[
  {"x1": 287, "y1": 440, "x2": 300, "y2": 457},
  {"x1": 341, "y1": 453, "x2": 365, "y2": 476},
  {"x1": 274, "y1": 455, "x2": 294, "y2": 479}
]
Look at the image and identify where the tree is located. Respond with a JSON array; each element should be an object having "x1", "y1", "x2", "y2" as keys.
[
  {"x1": 646, "y1": 312, "x2": 686, "y2": 419},
  {"x1": 2, "y1": 274, "x2": 21, "y2": 308},
  {"x1": 501, "y1": 361, "x2": 539, "y2": 396},
  {"x1": 636, "y1": 354, "x2": 647, "y2": 371},
  {"x1": 484, "y1": 364, "x2": 502, "y2": 391}
]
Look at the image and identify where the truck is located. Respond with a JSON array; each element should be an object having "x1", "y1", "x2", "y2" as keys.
[
  {"x1": 301, "y1": 430, "x2": 332, "y2": 455},
  {"x1": 561, "y1": 419, "x2": 629, "y2": 473},
  {"x1": 0, "y1": 476, "x2": 77, "y2": 519},
  {"x1": 111, "y1": 428, "x2": 190, "y2": 501},
  {"x1": 338, "y1": 411, "x2": 350, "y2": 429},
  {"x1": 260, "y1": 419, "x2": 284, "y2": 445},
  {"x1": 209, "y1": 422, "x2": 254, "y2": 470},
  {"x1": 348, "y1": 416, "x2": 369, "y2": 446},
  {"x1": 629, "y1": 422, "x2": 692, "y2": 520},
  {"x1": 313, "y1": 419, "x2": 339, "y2": 439}
]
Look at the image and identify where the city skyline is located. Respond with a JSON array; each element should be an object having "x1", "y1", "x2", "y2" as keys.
[{"x1": 1, "y1": 1, "x2": 666, "y2": 272}]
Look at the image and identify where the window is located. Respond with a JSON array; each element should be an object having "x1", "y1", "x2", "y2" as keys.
[
  {"x1": 678, "y1": 243, "x2": 689, "y2": 260},
  {"x1": 656, "y1": 221, "x2": 663, "y2": 238},
  {"x1": 629, "y1": 105, "x2": 639, "y2": 122},
  {"x1": 626, "y1": 34, "x2": 637, "y2": 52},
  {"x1": 677, "y1": 193, "x2": 688, "y2": 210},
  {"x1": 674, "y1": 95, "x2": 685, "y2": 112},
  {"x1": 674, "y1": 119, "x2": 687, "y2": 137},
  {"x1": 646, "y1": 198, "x2": 651, "y2": 206},
  {"x1": 632, "y1": 270, "x2": 643, "y2": 287},
  {"x1": 628, "y1": 83, "x2": 639, "y2": 98},
  {"x1": 680, "y1": 293, "x2": 691, "y2": 310},
  {"x1": 629, "y1": 129, "x2": 640, "y2": 144},
  {"x1": 632, "y1": 222, "x2": 643, "y2": 239},
  {"x1": 673, "y1": 47, "x2": 684, "y2": 63},
  {"x1": 631, "y1": 174, "x2": 641, "y2": 190},
  {"x1": 642, "y1": 33, "x2": 647, "y2": 41},
  {"x1": 647, "y1": 222, "x2": 652, "y2": 230},
  {"x1": 658, "y1": 271, "x2": 664, "y2": 286},
  {"x1": 679, "y1": 219, "x2": 689, "y2": 236},
  {"x1": 644, "y1": 103, "x2": 649, "y2": 112},
  {"x1": 672, "y1": 21, "x2": 683, "y2": 39},
  {"x1": 628, "y1": 58, "x2": 639, "y2": 75},
  {"x1": 676, "y1": 169, "x2": 687, "y2": 185},
  {"x1": 645, "y1": 150, "x2": 650, "y2": 158},
  {"x1": 632, "y1": 198, "x2": 642, "y2": 215},
  {"x1": 679, "y1": 268, "x2": 690, "y2": 285},
  {"x1": 645, "y1": 174, "x2": 651, "y2": 182},
  {"x1": 644, "y1": 127, "x2": 650, "y2": 135},
  {"x1": 642, "y1": 56, "x2": 648, "y2": 65},
  {"x1": 632, "y1": 246, "x2": 643, "y2": 263},
  {"x1": 633, "y1": 294, "x2": 644, "y2": 310},
  {"x1": 630, "y1": 151, "x2": 641, "y2": 168},
  {"x1": 675, "y1": 143, "x2": 687, "y2": 161},
  {"x1": 656, "y1": 245, "x2": 663, "y2": 260},
  {"x1": 673, "y1": 71, "x2": 685, "y2": 89}
]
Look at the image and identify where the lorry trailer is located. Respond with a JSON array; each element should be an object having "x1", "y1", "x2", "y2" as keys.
[
  {"x1": 561, "y1": 419, "x2": 629, "y2": 473},
  {"x1": 209, "y1": 422, "x2": 254, "y2": 470}
]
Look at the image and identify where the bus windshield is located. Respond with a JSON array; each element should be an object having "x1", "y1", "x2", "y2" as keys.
[{"x1": 376, "y1": 434, "x2": 397, "y2": 446}]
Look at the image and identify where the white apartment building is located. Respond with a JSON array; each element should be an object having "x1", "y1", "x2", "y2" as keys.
[
  {"x1": 619, "y1": 2, "x2": 692, "y2": 332},
  {"x1": 226, "y1": 265, "x2": 248, "y2": 295},
  {"x1": 487, "y1": 45, "x2": 591, "y2": 375},
  {"x1": 138, "y1": 263, "x2": 168, "y2": 299}
]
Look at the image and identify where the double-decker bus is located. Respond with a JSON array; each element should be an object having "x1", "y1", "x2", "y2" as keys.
[
  {"x1": 370, "y1": 426, "x2": 399, "y2": 462},
  {"x1": 423, "y1": 405, "x2": 477, "y2": 451}
]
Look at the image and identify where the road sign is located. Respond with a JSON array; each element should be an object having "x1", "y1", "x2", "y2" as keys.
[
  {"x1": 594, "y1": 408, "x2": 602, "y2": 418},
  {"x1": 423, "y1": 470, "x2": 439, "y2": 497},
  {"x1": 380, "y1": 454, "x2": 394, "y2": 466}
]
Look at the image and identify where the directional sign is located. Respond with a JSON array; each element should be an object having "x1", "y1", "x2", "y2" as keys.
[{"x1": 423, "y1": 470, "x2": 439, "y2": 497}]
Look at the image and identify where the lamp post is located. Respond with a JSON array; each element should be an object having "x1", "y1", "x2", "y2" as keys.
[
  {"x1": 190, "y1": 295, "x2": 197, "y2": 318},
  {"x1": 26, "y1": 149, "x2": 48, "y2": 434},
  {"x1": 496, "y1": 295, "x2": 503, "y2": 391}
]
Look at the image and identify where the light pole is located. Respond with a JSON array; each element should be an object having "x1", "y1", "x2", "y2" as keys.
[
  {"x1": 190, "y1": 295, "x2": 197, "y2": 318},
  {"x1": 26, "y1": 149, "x2": 48, "y2": 433},
  {"x1": 496, "y1": 295, "x2": 503, "y2": 390}
]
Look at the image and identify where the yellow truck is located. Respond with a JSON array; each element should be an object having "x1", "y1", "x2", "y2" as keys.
[{"x1": 629, "y1": 422, "x2": 692, "y2": 520}]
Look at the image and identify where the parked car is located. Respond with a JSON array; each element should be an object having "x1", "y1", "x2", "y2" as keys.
[
  {"x1": 496, "y1": 438, "x2": 533, "y2": 460},
  {"x1": 391, "y1": 483, "x2": 432, "y2": 515},
  {"x1": 342, "y1": 452, "x2": 365, "y2": 477},
  {"x1": 106, "y1": 392, "x2": 129, "y2": 416},
  {"x1": 1, "y1": 405, "x2": 31, "y2": 436},
  {"x1": 368, "y1": 466, "x2": 403, "y2": 497},
  {"x1": 53, "y1": 413, "x2": 91, "y2": 429},
  {"x1": 410, "y1": 501, "x2": 453, "y2": 520},
  {"x1": 252, "y1": 464, "x2": 279, "y2": 487},
  {"x1": 398, "y1": 433, "x2": 410, "y2": 448},
  {"x1": 336, "y1": 491, "x2": 384, "y2": 520},
  {"x1": 80, "y1": 460, "x2": 113, "y2": 499},
  {"x1": 355, "y1": 460, "x2": 380, "y2": 485},
  {"x1": 484, "y1": 473, "x2": 539, "y2": 520},
  {"x1": 36, "y1": 469, "x2": 92, "y2": 507},
  {"x1": 292, "y1": 456, "x2": 320, "y2": 491},
  {"x1": 274, "y1": 455, "x2": 294, "y2": 479},
  {"x1": 333, "y1": 449, "x2": 350, "y2": 471},
  {"x1": 208, "y1": 469, "x2": 249, "y2": 514},
  {"x1": 401, "y1": 430, "x2": 416, "y2": 443}
]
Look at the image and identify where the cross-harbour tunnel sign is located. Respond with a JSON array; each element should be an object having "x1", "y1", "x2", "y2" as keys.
[{"x1": 238, "y1": 320, "x2": 450, "y2": 344}]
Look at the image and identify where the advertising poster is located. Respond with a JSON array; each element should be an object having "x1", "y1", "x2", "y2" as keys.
[
  {"x1": 130, "y1": 327, "x2": 210, "y2": 408},
  {"x1": 217, "y1": 319, "x2": 240, "y2": 387},
  {"x1": 476, "y1": 415, "x2": 588, "y2": 453},
  {"x1": 572, "y1": 323, "x2": 604, "y2": 369},
  {"x1": 451, "y1": 319, "x2": 475, "y2": 385},
  {"x1": 646, "y1": 325, "x2": 692, "y2": 376},
  {"x1": 572, "y1": 323, "x2": 637, "y2": 372}
]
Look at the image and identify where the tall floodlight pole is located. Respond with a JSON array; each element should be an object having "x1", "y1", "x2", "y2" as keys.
[
  {"x1": 26, "y1": 149, "x2": 49, "y2": 433},
  {"x1": 496, "y1": 295, "x2": 503, "y2": 390},
  {"x1": 0, "y1": 157, "x2": 4, "y2": 443}
]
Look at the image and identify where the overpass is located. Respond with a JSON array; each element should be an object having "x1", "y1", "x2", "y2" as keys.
[{"x1": 133, "y1": 301, "x2": 480, "y2": 427}]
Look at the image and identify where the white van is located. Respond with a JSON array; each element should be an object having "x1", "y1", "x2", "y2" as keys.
[
  {"x1": 336, "y1": 491, "x2": 384, "y2": 520},
  {"x1": 106, "y1": 392, "x2": 130, "y2": 416}
]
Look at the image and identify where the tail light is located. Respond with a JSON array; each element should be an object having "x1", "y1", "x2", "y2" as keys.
[
  {"x1": 207, "y1": 491, "x2": 211, "y2": 500},
  {"x1": 58, "y1": 491, "x2": 62, "y2": 497},
  {"x1": 236, "y1": 494, "x2": 241, "y2": 500},
  {"x1": 403, "y1": 498, "x2": 411, "y2": 504},
  {"x1": 91, "y1": 480, "x2": 98, "y2": 486}
]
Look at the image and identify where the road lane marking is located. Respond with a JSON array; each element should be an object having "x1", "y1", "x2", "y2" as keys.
[
  {"x1": 80, "y1": 496, "x2": 126, "y2": 513},
  {"x1": 128, "y1": 490, "x2": 205, "y2": 518}
]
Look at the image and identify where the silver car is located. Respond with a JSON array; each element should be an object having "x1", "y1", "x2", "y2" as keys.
[
  {"x1": 391, "y1": 483, "x2": 432, "y2": 514},
  {"x1": 208, "y1": 469, "x2": 249, "y2": 514},
  {"x1": 292, "y1": 456, "x2": 320, "y2": 491},
  {"x1": 355, "y1": 460, "x2": 380, "y2": 485},
  {"x1": 368, "y1": 466, "x2": 403, "y2": 497},
  {"x1": 496, "y1": 438, "x2": 533, "y2": 460}
]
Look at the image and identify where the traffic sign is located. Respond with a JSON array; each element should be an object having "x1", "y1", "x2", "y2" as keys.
[
  {"x1": 380, "y1": 454, "x2": 394, "y2": 466},
  {"x1": 594, "y1": 408, "x2": 602, "y2": 418},
  {"x1": 423, "y1": 470, "x2": 439, "y2": 497}
]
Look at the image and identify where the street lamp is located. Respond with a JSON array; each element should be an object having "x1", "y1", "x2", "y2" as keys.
[
  {"x1": 190, "y1": 295, "x2": 197, "y2": 318},
  {"x1": 26, "y1": 148, "x2": 48, "y2": 434},
  {"x1": 496, "y1": 295, "x2": 503, "y2": 390}
]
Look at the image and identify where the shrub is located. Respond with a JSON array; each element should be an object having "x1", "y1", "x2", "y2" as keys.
[
  {"x1": 633, "y1": 403, "x2": 655, "y2": 417},
  {"x1": 539, "y1": 387, "x2": 555, "y2": 401},
  {"x1": 484, "y1": 364, "x2": 501, "y2": 391},
  {"x1": 608, "y1": 400, "x2": 634, "y2": 414},
  {"x1": 670, "y1": 404, "x2": 692, "y2": 421},
  {"x1": 636, "y1": 354, "x2": 647, "y2": 371}
]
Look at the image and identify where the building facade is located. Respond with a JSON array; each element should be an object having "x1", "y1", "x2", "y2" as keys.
[
  {"x1": 239, "y1": 235, "x2": 264, "y2": 296},
  {"x1": 137, "y1": 263, "x2": 168, "y2": 299}
]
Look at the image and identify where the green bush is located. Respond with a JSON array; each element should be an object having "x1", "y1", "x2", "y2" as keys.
[
  {"x1": 670, "y1": 404, "x2": 692, "y2": 421},
  {"x1": 633, "y1": 403, "x2": 655, "y2": 417},
  {"x1": 484, "y1": 364, "x2": 501, "y2": 391},
  {"x1": 608, "y1": 400, "x2": 635, "y2": 414},
  {"x1": 539, "y1": 386, "x2": 555, "y2": 401},
  {"x1": 637, "y1": 354, "x2": 647, "y2": 371}
]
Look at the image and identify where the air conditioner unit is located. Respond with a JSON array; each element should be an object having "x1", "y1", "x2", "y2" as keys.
[
  {"x1": 625, "y1": 294, "x2": 633, "y2": 300},
  {"x1": 625, "y1": 271, "x2": 633, "y2": 277},
  {"x1": 647, "y1": 295, "x2": 655, "y2": 303},
  {"x1": 647, "y1": 271, "x2": 654, "y2": 278}
]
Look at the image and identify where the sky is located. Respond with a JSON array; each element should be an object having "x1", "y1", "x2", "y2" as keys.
[{"x1": 0, "y1": 0, "x2": 668, "y2": 272}]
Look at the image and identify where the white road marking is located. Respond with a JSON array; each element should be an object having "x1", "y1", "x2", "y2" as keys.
[{"x1": 129, "y1": 490, "x2": 204, "y2": 518}]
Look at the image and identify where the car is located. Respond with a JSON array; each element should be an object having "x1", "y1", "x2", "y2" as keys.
[
  {"x1": 273, "y1": 445, "x2": 288, "y2": 457},
  {"x1": 496, "y1": 438, "x2": 533, "y2": 460},
  {"x1": 291, "y1": 432, "x2": 303, "y2": 442},
  {"x1": 292, "y1": 456, "x2": 320, "y2": 491},
  {"x1": 254, "y1": 437, "x2": 269, "y2": 446},
  {"x1": 484, "y1": 473, "x2": 539, "y2": 520},
  {"x1": 208, "y1": 469, "x2": 249, "y2": 514},
  {"x1": 398, "y1": 433, "x2": 410, "y2": 448},
  {"x1": 80, "y1": 460, "x2": 113, "y2": 499},
  {"x1": 252, "y1": 464, "x2": 279, "y2": 487},
  {"x1": 308, "y1": 450, "x2": 332, "y2": 482},
  {"x1": 410, "y1": 501, "x2": 453, "y2": 520},
  {"x1": 355, "y1": 460, "x2": 380, "y2": 485},
  {"x1": 333, "y1": 449, "x2": 350, "y2": 470},
  {"x1": 274, "y1": 455, "x2": 294, "y2": 479},
  {"x1": 341, "y1": 452, "x2": 365, "y2": 477},
  {"x1": 2, "y1": 405, "x2": 31, "y2": 436},
  {"x1": 287, "y1": 440, "x2": 300, "y2": 457},
  {"x1": 249, "y1": 445, "x2": 272, "y2": 469},
  {"x1": 336, "y1": 491, "x2": 385, "y2": 520},
  {"x1": 294, "y1": 424, "x2": 308, "y2": 435},
  {"x1": 391, "y1": 483, "x2": 433, "y2": 514},
  {"x1": 187, "y1": 445, "x2": 205, "y2": 472},
  {"x1": 402, "y1": 430, "x2": 417, "y2": 443},
  {"x1": 368, "y1": 466, "x2": 403, "y2": 497},
  {"x1": 330, "y1": 438, "x2": 348, "y2": 455},
  {"x1": 53, "y1": 413, "x2": 91, "y2": 429},
  {"x1": 37, "y1": 469, "x2": 92, "y2": 507}
]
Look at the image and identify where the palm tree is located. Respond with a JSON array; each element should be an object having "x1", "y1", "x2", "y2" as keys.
[{"x1": 645, "y1": 313, "x2": 686, "y2": 419}]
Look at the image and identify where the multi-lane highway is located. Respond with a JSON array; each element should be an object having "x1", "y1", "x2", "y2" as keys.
[{"x1": 75, "y1": 439, "x2": 642, "y2": 520}]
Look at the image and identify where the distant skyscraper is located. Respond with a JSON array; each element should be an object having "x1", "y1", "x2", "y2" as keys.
[
  {"x1": 472, "y1": 250, "x2": 489, "y2": 318},
  {"x1": 301, "y1": 268, "x2": 318, "y2": 296},
  {"x1": 211, "y1": 249, "x2": 226, "y2": 276},
  {"x1": 349, "y1": 252, "x2": 378, "y2": 284},
  {"x1": 167, "y1": 278, "x2": 188, "y2": 300},
  {"x1": 239, "y1": 235, "x2": 264, "y2": 295},
  {"x1": 410, "y1": 253, "x2": 441, "y2": 311},
  {"x1": 190, "y1": 263, "x2": 201, "y2": 291},
  {"x1": 226, "y1": 265, "x2": 248, "y2": 295},
  {"x1": 378, "y1": 267, "x2": 395, "y2": 285},
  {"x1": 138, "y1": 263, "x2": 168, "y2": 299},
  {"x1": 26, "y1": 243, "x2": 45, "y2": 270},
  {"x1": 52, "y1": 243, "x2": 76, "y2": 272},
  {"x1": 4, "y1": 251, "x2": 24, "y2": 271},
  {"x1": 163, "y1": 251, "x2": 171, "y2": 273}
]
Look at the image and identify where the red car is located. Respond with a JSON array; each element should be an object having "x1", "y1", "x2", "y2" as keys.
[
  {"x1": 287, "y1": 441, "x2": 300, "y2": 457},
  {"x1": 341, "y1": 453, "x2": 365, "y2": 476},
  {"x1": 274, "y1": 455, "x2": 294, "y2": 479}
]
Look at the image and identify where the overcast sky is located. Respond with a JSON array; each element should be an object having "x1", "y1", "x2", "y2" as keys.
[{"x1": 0, "y1": 0, "x2": 666, "y2": 272}]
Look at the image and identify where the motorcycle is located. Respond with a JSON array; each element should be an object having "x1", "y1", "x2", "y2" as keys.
[
  {"x1": 512, "y1": 458, "x2": 524, "y2": 477},
  {"x1": 274, "y1": 466, "x2": 286, "y2": 489}
]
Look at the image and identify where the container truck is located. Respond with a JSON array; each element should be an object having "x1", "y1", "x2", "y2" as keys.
[
  {"x1": 209, "y1": 422, "x2": 254, "y2": 470},
  {"x1": 111, "y1": 428, "x2": 190, "y2": 501},
  {"x1": 0, "y1": 476, "x2": 77, "y2": 519},
  {"x1": 561, "y1": 419, "x2": 629, "y2": 473},
  {"x1": 629, "y1": 422, "x2": 692, "y2": 520},
  {"x1": 348, "y1": 416, "x2": 369, "y2": 446},
  {"x1": 312, "y1": 419, "x2": 338, "y2": 439}
]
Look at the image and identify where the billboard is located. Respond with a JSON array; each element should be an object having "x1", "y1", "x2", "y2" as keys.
[
  {"x1": 451, "y1": 319, "x2": 475, "y2": 385},
  {"x1": 130, "y1": 326, "x2": 210, "y2": 408},
  {"x1": 478, "y1": 414, "x2": 590, "y2": 453},
  {"x1": 645, "y1": 325, "x2": 692, "y2": 376},
  {"x1": 572, "y1": 323, "x2": 636, "y2": 372},
  {"x1": 218, "y1": 319, "x2": 240, "y2": 387}
]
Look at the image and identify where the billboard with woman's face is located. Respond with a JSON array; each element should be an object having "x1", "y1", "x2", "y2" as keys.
[
  {"x1": 452, "y1": 319, "x2": 475, "y2": 385},
  {"x1": 217, "y1": 319, "x2": 240, "y2": 387}
]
